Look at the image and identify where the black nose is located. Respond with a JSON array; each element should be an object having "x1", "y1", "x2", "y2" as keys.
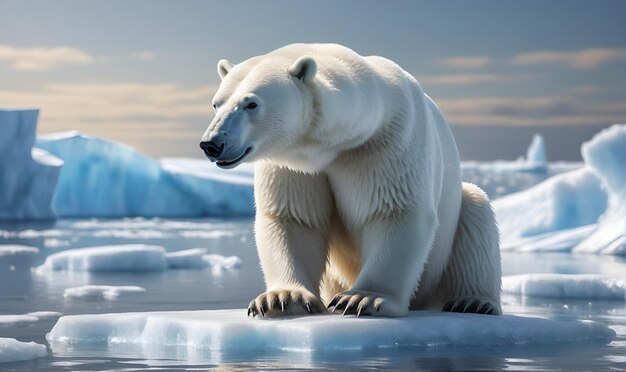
[{"x1": 200, "y1": 133, "x2": 226, "y2": 158}]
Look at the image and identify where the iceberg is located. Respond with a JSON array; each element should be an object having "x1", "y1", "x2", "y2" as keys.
[
  {"x1": 502, "y1": 274, "x2": 626, "y2": 300},
  {"x1": 0, "y1": 338, "x2": 47, "y2": 364},
  {"x1": 36, "y1": 245, "x2": 242, "y2": 273},
  {"x1": 36, "y1": 132, "x2": 254, "y2": 218},
  {"x1": 574, "y1": 125, "x2": 626, "y2": 256},
  {"x1": 64, "y1": 285, "x2": 146, "y2": 301},
  {"x1": 47, "y1": 309, "x2": 616, "y2": 357},
  {"x1": 0, "y1": 109, "x2": 62, "y2": 220},
  {"x1": 461, "y1": 133, "x2": 549, "y2": 173},
  {"x1": 495, "y1": 124, "x2": 625, "y2": 255}
]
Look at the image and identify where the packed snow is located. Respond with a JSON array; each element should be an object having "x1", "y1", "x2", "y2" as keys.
[
  {"x1": 46, "y1": 309, "x2": 615, "y2": 354},
  {"x1": 36, "y1": 245, "x2": 241, "y2": 273},
  {"x1": 502, "y1": 274, "x2": 626, "y2": 300},
  {"x1": 495, "y1": 124, "x2": 625, "y2": 255},
  {"x1": 0, "y1": 338, "x2": 47, "y2": 364},
  {"x1": 0, "y1": 109, "x2": 62, "y2": 220},
  {"x1": 36, "y1": 132, "x2": 254, "y2": 218},
  {"x1": 64, "y1": 285, "x2": 146, "y2": 301}
]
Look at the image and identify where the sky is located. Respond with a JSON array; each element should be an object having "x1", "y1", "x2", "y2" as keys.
[{"x1": 0, "y1": 0, "x2": 625, "y2": 161}]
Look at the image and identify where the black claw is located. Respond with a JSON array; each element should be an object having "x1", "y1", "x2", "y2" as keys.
[
  {"x1": 374, "y1": 303, "x2": 381, "y2": 312},
  {"x1": 442, "y1": 301, "x2": 453, "y2": 312},
  {"x1": 327, "y1": 296, "x2": 339, "y2": 309},
  {"x1": 306, "y1": 303, "x2": 312, "y2": 314},
  {"x1": 247, "y1": 308, "x2": 252, "y2": 317},
  {"x1": 281, "y1": 301, "x2": 286, "y2": 312},
  {"x1": 485, "y1": 307, "x2": 495, "y2": 315},
  {"x1": 259, "y1": 305, "x2": 265, "y2": 317},
  {"x1": 464, "y1": 300, "x2": 480, "y2": 313}
]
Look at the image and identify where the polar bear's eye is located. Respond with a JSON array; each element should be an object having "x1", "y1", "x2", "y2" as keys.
[{"x1": 245, "y1": 102, "x2": 258, "y2": 110}]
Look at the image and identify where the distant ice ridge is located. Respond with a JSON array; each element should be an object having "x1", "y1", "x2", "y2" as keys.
[
  {"x1": 0, "y1": 245, "x2": 40, "y2": 269},
  {"x1": 46, "y1": 309, "x2": 616, "y2": 356},
  {"x1": 462, "y1": 133, "x2": 548, "y2": 173},
  {"x1": 0, "y1": 109, "x2": 62, "y2": 220},
  {"x1": 36, "y1": 245, "x2": 241, "y2": 273},
  {"x1": 36, "y1": 132, "x2": 254, "y2": 218},
  {"x1": 64, "y1": 285, "x2": 146, "y2": 301},
  {"x1": 495, "y1": 124, "x2": 626, "y2": 255},
  {"x1": 502, "y1": 274, "x2": 626, "y2": 300},
  {"x1": 0, "y1": 338, "x2": 47, "y2": 364}
]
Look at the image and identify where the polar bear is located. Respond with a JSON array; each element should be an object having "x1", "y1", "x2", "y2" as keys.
[{"x1": 200, "y1": 43, "x2": 502, "y2": 317}]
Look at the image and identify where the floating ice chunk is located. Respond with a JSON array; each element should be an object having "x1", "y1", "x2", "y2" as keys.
[
  {"x1": 0, "y1": 245, "x2": 40, "y2": 269},
  {"x1": 0, "y1": 245, "x2": 39, "y2": 257},
  {"x1": 35, "y1": 132, "x2": 254, "y2": 218},
  {"x1": 502, "y1": 274, "x2": 626, "y2": 300},
  {"x1": 64, "y1": 285, "x2": 146, "y2": 301},
  {"x1": 166, "y1": 248, "x2": 241, "y2": 273},
  {"x1": 0, "y1": 311, "x2": 61, "y2": 326},
  {"x1": 0, "y1": 109, "x2": 62, "y2": 220},
  {"x1": 47, "y1": 309, "x2": 615, "y2": 356},
  {"x1": 461, "y1": 134, "x2": 549, "y2": 173},
  {"x1": 202, "y1": 254, "x2": 242, "y2": 275},
  {"x1": 166, "y1": 248, "x2": 208, "y2": 269},
  {"x1": 0, "y1": 338, "x2": 47, "y2": 363},
  {"x1": 36, "y1": 245, "x2": 167, "y2": 272}
]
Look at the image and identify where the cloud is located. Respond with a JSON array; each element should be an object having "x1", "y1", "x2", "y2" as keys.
[
  {"x1": 0, "y1": 82, "x2": 218, "y2": 155},
  {"x1": 511, "y1": 48, "x2": 626, "y2": 69},
  {"x1": 437, "y1": 96, "x2": 626, "y2": 126},
  {"x1": 440, "y1": 56, "x2": 491, "y2": 69},
  {"x1": 0, "y1": 44, "x2": 93, "y2": 71},
  {"x1": 130, "y1": 51, "x2": 155, "y2": 60},
  {"x1": 419, "y1": 73, "x2": 536, "y2": 85}
]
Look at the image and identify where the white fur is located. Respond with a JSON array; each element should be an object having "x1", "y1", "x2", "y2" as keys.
[{"x1": 206, "y1": 43, "x2": 502, "y2": 317}]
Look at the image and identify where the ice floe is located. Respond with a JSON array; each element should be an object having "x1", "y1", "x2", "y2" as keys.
[
  {"x1": 502, "y1": 274, "x2": 626, "y2": 300},
  {"x1": 0, "y1": 337, "x2": 47, "y2": 363},
  {"x1": 47, "y1": 309, "x2": 616, "y2": 355},
  {"x1": 36, "y1": 245, "x2": 241, "y2": 273},
  {"x1": 64, "y1": 285, "x2": 146, "y2": 301}
]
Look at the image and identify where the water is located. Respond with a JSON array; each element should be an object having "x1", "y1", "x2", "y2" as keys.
[{"x1": 1, "y1": 166, "x2": 625, "y2": 371}]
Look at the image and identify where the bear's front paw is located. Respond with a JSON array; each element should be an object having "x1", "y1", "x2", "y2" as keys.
[
  {"x1": 247, "y1": 289, "x2": 325, "y2": 318},
  {"x1": 328, "y1": 290, "x2": 408, "y2": 317}
]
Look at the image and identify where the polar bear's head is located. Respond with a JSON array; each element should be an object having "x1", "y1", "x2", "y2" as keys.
[{"x1": 200, "y1": 56, "x2": 317, "y2": 169}]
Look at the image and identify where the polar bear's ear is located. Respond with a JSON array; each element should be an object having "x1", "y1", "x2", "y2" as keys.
[
  {"x1": 217, "y1": 59, "x2": 234, "y2": 80},
  {"x1": 289, "y1": 56, "x2": 317, "y2": 84}
]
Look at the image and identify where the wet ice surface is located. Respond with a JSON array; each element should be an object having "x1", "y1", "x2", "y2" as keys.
[{"x1": 0, "y1": 217, "x2": 624, "y2": 370}]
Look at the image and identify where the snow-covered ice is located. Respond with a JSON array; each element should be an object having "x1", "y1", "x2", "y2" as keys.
[
  {"x1": 46, "y1": 309, "x2": 615, "y2": 354},
  {"x1": 0, "y1": 338, "x2": 47, "y2": 363},
  {"x1": 495, "y1": 124, "x2": 625, "y2": 255},
  {"x1": 502, "y1": 274, "x2": 626, "y2": 300},
  {"x1": 36, "y1": 132, "x2": 254, "y2": 218},
  {"x1": 0, "y1": 109, "x2": 62, "y2": 220},
  {"x1": 36, "y1": 245, "x2": 168, "y2": 272},
  {"x1": 64, "y1": 285, "x2": 146, "y2": 301},
  {"x1": 36, "y1": 245, "x2": 242, "y2": 273}
]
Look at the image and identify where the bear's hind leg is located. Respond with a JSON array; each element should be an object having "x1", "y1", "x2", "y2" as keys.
[{"x1": 440, "y1": 182, "x2": 502, "y2": 315}]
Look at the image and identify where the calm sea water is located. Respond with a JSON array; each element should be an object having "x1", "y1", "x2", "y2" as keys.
[{"x1": 1, "y1": 166, "x2": 624, "y2": 371}]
